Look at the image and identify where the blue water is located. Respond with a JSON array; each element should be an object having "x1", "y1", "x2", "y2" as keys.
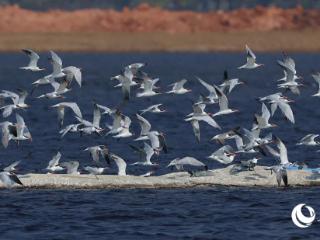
[{"x1": 0, "y1": 52, "x2": 320, "y2": 238}]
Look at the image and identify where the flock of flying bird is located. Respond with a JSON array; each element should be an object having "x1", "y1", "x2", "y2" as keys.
[{"x1": 0, "y1": 45, "x2": 319, "y2": 188}]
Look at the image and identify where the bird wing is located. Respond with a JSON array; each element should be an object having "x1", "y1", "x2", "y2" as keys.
[
  {"x1": 121, "y1": 76, "x2": 131, "y2": 101},
  {"x1": 110, "y1": 154, "x2": 127, "y2": 176},
  {"x1": 1, "y1": 90, "x2": 19, "y2": 105},
  {"x1": 15, "y1": 113, "x2": 26, "y2": 137},
  {"x1": 234, "y1": 135, "x2": 244, "y2": 150},
  {"x1": 148, "y1": 132, "x2": 160, "y2": 149},
  {"x1": 228, "y1": 79, "x2": 238, "y2": 94},
  {"x1": 195, "y1": 115, "x2": 221, "y2": 130},
  {"x1": 49, "y1": 51, "x2": 63, "y2": 75},
  {"x1": 17, "y1": 90, "x2": 28, "y2": 105},
  {"x1": 76, "y1": 116, "x2": 93, "y2": 127},
  {"x1": 300, "y1": 134, "x2": 314, "y2": 143},
  {"x1": 1, "y1": 128, "x2": 10, "y2": 148},
  {"x1": 278, "y1": 101, "x2": 295, "y2": 124},
  {"x1": 3, "y1": 160, "x2": 21, "y2": 172},
  {"x1": 276, "y1": 138, "x2": 289, "y2": 165},
  {"x1": 62, "y1": 66, "x2": 82, "y2": 87},
  {"x1": 90, "y1": 148, "x2": 100, "y2": 163},
  {"x1": 49, "y1": 79, "x2": 61, "y2": 92},
  {"x1": 96, "y1": 104, "x2": 112, "y2": 115},
  {"x1": 59, "y1": 124, "x2": 77, "y2": 138},
  {"x1": 7, "y1": 173, "x2": 23, "y2": 186},
  {"x1": 57, "y1": 102, "x2": 82, "y2": 119},
  {"x1": 57, "y1": 79, "x2": 69, "y2": 93},
  {"x1": 143, "y1": 142, "x2": 154, "y2": 164},
  {"x1": 159, "y1": 133, "x2": 168, "y2": 153},
  {"x1": 214, "y1": 85, "x2": 229, "y2": 111},
  {"x1": 179, "y1": 157, "x2": 205, "y2": 167},
  {"x1": 196, "y1": 77, "x2": 217, "y2": 97},
  {"x1": 93, "y1": 103, "x2": 101, "y2": 128},
  {"x1": 136, "y1": 114, "x2": 151, "y2": 136},
  {"x1": 61, "y1": 161, "x2": 79, "y2": 174},
  {"x1": 191, "y1": 120, "x2": 200, "y2": 143},
  {"x1": 246, "y1": 44, "x2": 256, "y2": 64},
  {"x1": 270, "y1": 102, "x2": 278, "y2": 116},
  {"x1": 122, "y1": 116, "x2": 131, "y2": 129},
  {"x1": 2, "y1": 105, "x2": 14, "y2": 118},
  {"x1": 312, "y1": 73, "x2": 320, "y2": 92},
  {"x1": 22, "y1": 49, "x2": 40, "y2": 68},
  {"x1": 265, "y1": 145, "x2": 280, "y2": 158},
  {"x1": 261, "y1": 103, "x2": 271, "y2": 123},
  {"x1": 48, "y1": 152, "x2": 62, "y2": 168},
  {"x1": 173, "y1": 79, "x2": 187, "y2": 91}
]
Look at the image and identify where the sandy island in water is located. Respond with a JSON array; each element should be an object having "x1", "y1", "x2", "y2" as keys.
[{"x1": 5, "y1": 165, "x2": 320, "y2": 189}]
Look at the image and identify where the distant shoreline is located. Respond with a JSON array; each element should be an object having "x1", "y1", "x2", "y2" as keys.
[{"x1": 0, "y1": 31, "x2": 319, "y2": 52}]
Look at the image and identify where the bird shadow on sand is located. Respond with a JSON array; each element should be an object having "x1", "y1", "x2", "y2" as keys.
[
  {"x1": 305, "y1": 173, "x2": 320, "y2": 180},
  {"x1": 244, "y1": 173, "x2": 268, "y2": 181}
]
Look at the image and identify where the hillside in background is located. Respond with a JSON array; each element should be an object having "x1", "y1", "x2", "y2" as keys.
[
  {"x1": 0, "y1": 2, "x2": 319, "y2": 52},
  {"x1": 0, "y1": 4, "x2": 318, "y2": 33}
]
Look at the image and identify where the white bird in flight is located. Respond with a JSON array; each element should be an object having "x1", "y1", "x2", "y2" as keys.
[
  {"x1": 3, "y1": 160, "x2": 21, "y2": 173},
  {"x1": 238, "y1": 45, "x2": 263, "y2": 69},
  {"x1": 46, "y1": 152, "x2": 64, "y2": 173},
  {"x1": 252, "y1": 103, "x2": 277, "y2": 130},
  {"x1": 60, "y1": 161, "x2": 80, "y2": 175},
  {"x1": 84, "y1": 166, "x2": 106, "y2": 175},
  {"x1": 140, "y1": 104, "x2": 166, "y2": 115},
  {"x1": 167, "y1": 79, "x2": 191, "y2": 94},
  {"x1": 135, "y1": 114, "x2": 152, "y2": 140},
  {"x1": 208, "y1": 145, "x2": 236, "y2": 164},
  {"x1": 196, "y1": 77, "x2": 218, "y2": 104},
  {"x1": 212, "y1": 86, "x2": 239, "y2": 117},
  {"x1": 130, "y1": 142, "x2": 157, "y2": 166},
  {"x1": 37, "y1": 78, "x2": 71, "y2": 99},
  {"x1": 108, "y1": 153, "x2": 127, "y2": 176},
  {"x1": 113, "y1": 116, "x2": 133, "y2": 138},
  {"x1": 311, "y1": 73, "x2": 320, "y2": 97},
  {"x1": 296, "y1": 134, "x2": 320, "y2": 146},
  {"x1": 167, "y1": 156, "x2": 207, "y2": 171},
  {"x1": 20, "y1": 49, "x2": 44, "y2": 72},
  {"x1": 51, "y1": 102, "x2": 82, "y2": 127},
  {"x1": 0, "y1": 89, "x2": 29, "y2": 118}
]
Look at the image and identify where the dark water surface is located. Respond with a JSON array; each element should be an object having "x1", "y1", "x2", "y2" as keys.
[{"x1": 0, "y1": 52, "x2": 320, "y2": 238}]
